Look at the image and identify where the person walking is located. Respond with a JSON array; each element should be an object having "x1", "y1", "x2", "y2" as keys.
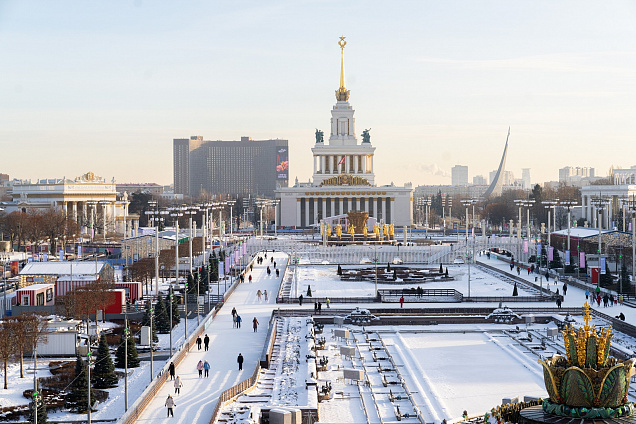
[
  {"x1": 556, "y1": 296, "x2": 562, "y2": 309},
  {"x1": 276, "y1": 268, "x2": 280, "y2": 277},
  {"x1": 267, "y1": 266, "x2": 271, "y2": 276},
  {"x1": 326, "y1": 298, "x2": 330, "y2": 308},
  {"x1": 197, "y1": 360, "x2": 204, "y2": 378},
  {"x1": 596, "y1": 293, "x2": 601, "y2": 307},
  {"x1": 318, "y1": 302, "x2": 322, "y2": 313},
  {"x1": 196, "y1": 336, "x2": 202, "y2": 350},
  {"x1": 250, "y1": 263, "x2": 253, "y2": 271},
  {"x1": 169, "y1": 362, "x2": 175, "y2": 380},
  {"x1": 204, "y1": 334, "x2": 210, "y2": 351},
  {"x1": 527, "y1": 267, "x2": 531, "y2": 275},
  {"x1": 174, "y1": 376, "x2": 182, "y2": 395},
  {"x1": 516, "y1": 266, "x2": 520, "y2": 275},
  {"x1": 264, "y1": 290, "x2": 268, "y2": 301},
  {"x1": 237, "y1": 353, "x2": 244, "y2": 370},
  {"x1": 203, "y1": 360, "x2": 210, "y2": 378},
  {"x1": 165, "y1": 395, "x2": 176, "y2": 417},
  {"x1": 249, "y1": 275, "x2": 252, "y2": 283},
  {"x1": 257, "y1": 290, "x2": 262, "y2": 301},
  {"x1": 232, "y1": 307, "x2": 238, "y2": 328},
  {"x1": 253, "y1": 317, "x2": 259, "y2": 332},
  {"x1": 399, "y1": 296, "x2": 404, "y2": 308},
  {"x1": 236, "y1": 315, "x2": 242, "y2": 328},
  {"x1": 299, "y1": 294, "x2": 304, "y2": 306},
  {"x1": 585, "y1": 288, "x2": 590, "y2": 300},
  {"x1": 619, "y1": 294, "x2": 624, "y2": 305},
  {"x1": 274, "y1": 261, "x2": 277, "y2": 268}
]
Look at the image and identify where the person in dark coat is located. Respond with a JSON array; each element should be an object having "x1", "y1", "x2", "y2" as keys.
[
  {"x1": 563, "y1": 283, "x2": 568, "y2": 296},
  {"x1": 196, "y1": 336, "x2": 202, "y2": 350},
  {"x1": 237, "y1": 353, "x2": 244, "y2": 370},
  {"x1": 556, "y1": 296, "x2": 562, "y2": 309},
  {"x1": 169, "y1": 361, "x2": 175, "y2": 380},
  {"x1": 253, "y1": 317, "x2": 259, "y2": 332},
  {"x1": 299, "y1": 294, "x2": 304, "y2": 306},
  {"x1": 204, "y1": 334, "x2": 210, "y2": 351},
  {"x1": 236, "y1": 315, "x2": 242, "y2": 328}
]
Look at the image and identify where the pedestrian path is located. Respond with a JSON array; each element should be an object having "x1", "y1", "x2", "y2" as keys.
[{"x1": 135, "y1": 251, "x2": 288, "y2": 424}]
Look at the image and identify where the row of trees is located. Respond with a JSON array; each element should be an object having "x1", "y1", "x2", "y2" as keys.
[
  {"x1": 0, "y1": 314, "x2": 48, "y2": 389},
  {"x1": 0, "y1": 209, "x2": 80, "y2": 252}
]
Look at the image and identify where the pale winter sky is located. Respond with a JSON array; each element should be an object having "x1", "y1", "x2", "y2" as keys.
[{"x1": 1, "y1": 1, "x2": 635, "y2": 187}]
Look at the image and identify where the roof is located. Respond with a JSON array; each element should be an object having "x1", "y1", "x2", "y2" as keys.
[
  {"x1": 20, "y1": 261, "x2": 110, "y2": 276},
  {"x1": 17, "y1": 283, "x2": 54, "y2": 291},
  {"x1": 551, "y1": 228, "x2": 621, "y2": 239}
]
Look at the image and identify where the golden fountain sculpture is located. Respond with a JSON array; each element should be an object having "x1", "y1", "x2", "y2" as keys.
[{"x1": 539, "y1": 302, "x2": 635, "y2": 418}]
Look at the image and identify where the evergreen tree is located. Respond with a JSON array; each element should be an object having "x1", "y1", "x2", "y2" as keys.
[
  {"x1": 65, "y1": 357, "x2": 95, "y2": 413},
  {"x1": 170, "y1": 292, "x2": 181, "y2": 325},
  {"x1": 549, "y1": 249, "x2": 563, "y2": 269},
  {"x1": 28, "y1": 392, "x2": 47, "y2": 423},
  {"x1": 393, "y1": 268, "x2": 397, "y2": 280},
  {"x1": 210, "y1": 251, "x2": 219, "y2": 281},
  {"x1": 445, "y1": 267, "x2": 449, "y2": 278},
  {"x1": 92, "y1": 334, "x2": 118, "y2": 388},
  {"x1": 387, "y1": 262, "x2": 391, "y2": 272},
  {"x1": 512, "y1": 282, "x2": 518, "y2": 296},
  {"x1": 337, "y1": 265, "x2": 342, "y2": 276},
  {"x1": 186, "y1": 272, "x2": 194, "y2": 295},
  {"x1": 307, "y1": 285, "x2": 312, "y2": 297},
  {"x1": 154, "y1": 294, "x2": 171, "y2": 334},
  {"x1": 620, "y1": 263, "x2": 632, "y2": 294},
  {"x1": 115, "y1": 330, "x2": 140, "y2": 368},
  {"x1": 439, "y1": 263, "x2": 443, "y2": 274},
  {"x1": 141, "y1": 300, "x2": 158, "y2": 342}
]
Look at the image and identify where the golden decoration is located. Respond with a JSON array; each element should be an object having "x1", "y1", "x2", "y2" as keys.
[{"x1": 320, "y1": 173, "x2": 371, "y2": 187}]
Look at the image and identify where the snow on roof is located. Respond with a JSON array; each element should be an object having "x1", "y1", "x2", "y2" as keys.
[
  {"x1": 17, "y1": 283, "x2": 54, "y2": 291},
  {"x1": 20, "y1": 261, "x2": 109, "y2": 275},
  {"x1": 551, "y1": 227, "x2": 618, "y2": 239}
]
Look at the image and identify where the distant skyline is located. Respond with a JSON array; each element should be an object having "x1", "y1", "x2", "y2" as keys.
[{"x1": 1, "y1": 1, "x2": 635, "y2": 188}]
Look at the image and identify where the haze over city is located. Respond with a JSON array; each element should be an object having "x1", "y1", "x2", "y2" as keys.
[{"x1": 1, "y1": 0, "x2": 635, "y2": 186}]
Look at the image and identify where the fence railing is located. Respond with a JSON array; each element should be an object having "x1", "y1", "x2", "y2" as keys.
[{"x1": 208, "y1": 362, "x2": 261, "y2": 424}]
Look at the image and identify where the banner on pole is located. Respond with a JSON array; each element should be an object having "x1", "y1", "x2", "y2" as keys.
[
  {"x1": 600, "y1": 256, "x2": 606, "y2": 274},
  {"x1": 537, "y1": 243, "x2": 542, "y2": 256},
  {"x1": 580, "y1": 252, "x2": 585, "y2": 268},
  {"x1": 565, "y1": 250, "x2": 570, "y2": 266},
  {"x1": 59, "y1": 249, "x2": 64, "y2": 260},
  {"x1": 219, "y1": 260, "x2": 225, "y2": 277},
  {"x1": 524, "y1": 240, "x2": 528, "y2": 253},
  {"x1": 548, "y1": 246, "x2": 554, "y2": 261},
  {"x1": 78, "y1": 245, "x2": 82, "y2": 259}
]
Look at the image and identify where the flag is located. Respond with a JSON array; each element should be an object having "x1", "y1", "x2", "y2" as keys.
[
  {"x1": 338, "y1": 156, "x2": 345, "y2": 165},
  {"x1": 565, "y1": 250, "x2": 570, "y2": 266},
  {"x1": 548, "y1": 246, "x2": 554, "y2": 261},
  {"x1": 600, "y1": 256, "x2": 606, "y2": 274},
  {"x1": 580, "y1": 252, "x2": 585, "y2": 268},
  {"x1": 219, "y1": 260, "x2": 225, "y2": 277},
  {"x1": 536, "y1": 243, "x2": 541, "y2": 256},
  {"x1": 78, "y1": 245, "x2": 82, "y2": 259},
  {"x1": 523, "y1": 240, "x2": 528, "y2": 253}
]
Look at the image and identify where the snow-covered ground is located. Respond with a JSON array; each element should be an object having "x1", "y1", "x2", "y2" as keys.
[{"x1": 3, "y1": 246, "x2": 636, "y2": 424}]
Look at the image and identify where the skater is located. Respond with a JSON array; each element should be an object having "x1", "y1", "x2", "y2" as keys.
[
  {"x1": 232, "y1": 307, "x2": 238, "y2": 328},
  {"x1": 250, "y1": 263, "x2": 253, "y2": 271},
  {"x1": 237, "y1": 353, "x2": 244, "y2": 370},
  {"x1": 545, "y1": 271, "x2": 549, "y2": 282},
  {"x1": 617, "y1": 312, "x2": 626, "y2": 321},
  {"x1": 197, "y1": 360, "x2": 203, "y2": 378},
  {"x1": 204, "y1": 360, "x2": 210, "y2": 377},
  {"x1": 276, "y1": 268, "x2": 280, "y2": 277},
  {"x1": 596, "y1": 294, "x2": 602, "y2": 307},
  {"x1": 196, "y1": 336, "x2": 202, "y2": 350},
  {"x1": 248, "y1": 275, "x2": 252, "y2": 283},
  {"x1": 264, "y1": 290, "x2": 268, "y2": 301},
  {"x1": 253, "y1": 317, "x2": 259, "y2": 332},
  {"x1": 603, "y1": 293, "x2": 609, "y2": 307},
  {"x1": 165, "y1": 395, "x2": 176, "y2": 417},
  {"x1": 257, "y1": 290, "x2": 262, "y2": 301},
  {"x1": 271, "y1": 256, "x2": 273, "y2": 263},
  {"x1": 326, "y1": 298, "x2": 330, "y2": 308},
  {"x1": 399, "y1": 296, "x2": 404, "y2": 308},
  {"x1": 562, "y1": 283, "x2": 567, "y2": 296},
  {"x1": 527, "y1": 267, "x2": 531, "y2": 275},
  {"x1": 274, "y1": 261, "x2": 277, "y2": 268},
  {"x1": 236, "y1": 315, "x2": 242, "y2": 328},
  {"x1": 619, "y1": 294, "x2": 624, "y2": 305},
  {"x1": 517, "y1": 266, "x2": 520, "y2": 275},
  {"x1": 510, "y1": 263, "x2": 514, "y2": 271},
  {"x1": 174, "y1": 375, "x2": 182, "y2": 394},
  {"x1": 299, "y1": 294, "x2": 304, "y2": 306},
  {"x1": 204, "y1": 334, "x2": 210, "y2": 351},
  {"x1": 169, "y1": 361, "x2": 175, "y2": 380},
  {"x1": 314, "y1": 302, "x2": 318, "y2": 313},
  {"x1": 267, "y1": 266, "x2": 271, "y2": 276},
  {"x1": 556, "y1": 296, "x2": 562, "y2": 309}
]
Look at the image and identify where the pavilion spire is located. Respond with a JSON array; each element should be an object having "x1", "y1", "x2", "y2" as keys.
[{"x1": 335, "y1": 36, "x2": 350, "y2": 101}]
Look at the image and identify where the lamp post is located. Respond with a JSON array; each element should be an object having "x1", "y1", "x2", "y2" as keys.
[
  {"x1": 373, "y1": 244, "x2": 378, "y2": 298},
  {"x1": 255, "y1": 199, "x2": 269, "y2": 242},
  {"x1": 168, "y1": 208, "x2": 182, "y2": 358},
  {"x1": 561, "y1": 200, "x2": 577, "y2": 266},
  {"x1": 87, "y1": 350, "x2": 92, "y2": 423},
  {"x1": 591, "y1": 197, "x2": 609, "y2": 286},
  {"x1": 227, "y1": 199, "x2": 236, "y2": 238},
  {"x1": 272, "y1": 199, "x2": 280, "y2": 238}
]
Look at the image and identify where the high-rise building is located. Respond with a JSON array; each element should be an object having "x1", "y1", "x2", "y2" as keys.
[
  {"x1": 472, "y1": 175, "x2": 487, "y2": 185},
  {"x1": 173, "y1": 136, "x2": 289, "y2": 197},
  {"x1": 559, "y1": 166, "x2": 595, "y2": 183},
  {"x1": 521, "y1": 168, "x2": 531, "y2": 189},
  {"x1": 451, "y1": 165, "x2": 468, "y2": 186}
]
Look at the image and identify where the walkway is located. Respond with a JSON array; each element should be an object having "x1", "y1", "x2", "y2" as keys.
[{"x1": 135, "y1": 251, "x2": 288, "y2": 424}]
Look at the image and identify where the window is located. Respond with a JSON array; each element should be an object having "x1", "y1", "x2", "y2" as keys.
[
  {"x1": 36, "y1": 293, "x2": 44, "y2": 306},
  {"x1": 21, "y1": 295, "x2": 30, "y2": 306},
  {"x1": 46, "y1": 288, "x2": 53, "y2": 302}
]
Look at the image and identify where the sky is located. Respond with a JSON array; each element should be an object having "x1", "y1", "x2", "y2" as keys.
[{"x1": 1, "y1": 0, "x2": 636, "y2": 188}]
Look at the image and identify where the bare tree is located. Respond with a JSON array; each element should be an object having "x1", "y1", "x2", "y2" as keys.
[
  {"x1": 40, "y1": 209, "x2": 67, "y2": 252},
  {"x1": 25, "y1": 210, "x2": 46, "y2": 252},
  {"x1": 8, "y1": 315, "x2": 31, "y2": 378},
  {"x1": 0, "y1": 321, "x2": 15, "y2": 389},
  {"x1": 159, "y1": 249, "x2": 175, "y2": 284},
  {"x1": 4, "y1": 211, "x2": 29, "y2": 250}
]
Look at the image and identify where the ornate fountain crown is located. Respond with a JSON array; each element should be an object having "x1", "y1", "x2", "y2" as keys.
[{"x1": 562, "y1": 302, "x2": 613, "y2": 369}]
